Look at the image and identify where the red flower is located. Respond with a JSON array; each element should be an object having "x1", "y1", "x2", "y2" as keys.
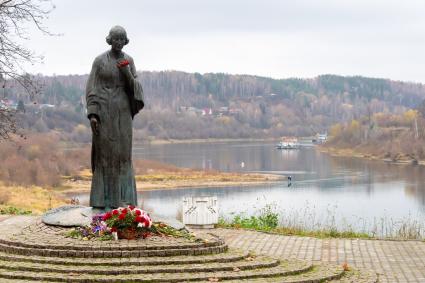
[
  {"x1": 128, "y1": 205, "x2": 135, "y2": 210},
  {"x1": 122, "y1": 208, "x2": 128, "y2": 214},
  {"x1": 118, "y1": 60, "x2": 129, "y2": 67},
  {"x1": 111, "y1": 227, "x2": 117, "y2": 232},
  {"x1": 143, "y1": 219, "x2": 150, "y2": 228},
  {"x1": 135, "y1": 210, "x2": 141, "y2": 216},
  {"x1": 112, "y1": 209, "x2": 119, "y2": 215},
  {"x1": 135, "y1": 216, "x2": 143, "y2": 223},
  {"x1": 118, "y1": 213, "x2": 126, "y2": 220},
  {"x1": 102, "y1": 212, "x2": 112, "y2": 221}
]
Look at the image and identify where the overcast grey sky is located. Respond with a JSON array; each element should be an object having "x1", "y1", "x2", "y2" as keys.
[{"x1": 25, "y1": 0, "x2": 425, "y2": 82}]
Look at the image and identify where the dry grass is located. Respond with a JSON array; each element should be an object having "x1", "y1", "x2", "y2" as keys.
[
  {"x1": 0, "y1": 190, "x2": 11, "y2": 205},
  {"x1": 62, "y1": 169, "x2": 281, "y2": 192},
  {"x1": 62, "y1": 159, "x2": 282, "y2": 192},
  {"x1": 136, "y1": 171, "x2": 279, "y2": 190},
  {"x1": 0, "y1": 183, "x2": 67, "y2": 214}
]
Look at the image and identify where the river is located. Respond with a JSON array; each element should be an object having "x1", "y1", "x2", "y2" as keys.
[{"x1": 72, "y1": 141, "x2": 425, "y2": 236}]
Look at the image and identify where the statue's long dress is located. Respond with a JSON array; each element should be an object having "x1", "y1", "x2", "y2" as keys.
[{"x1": 86, "y1": 51, "x2": 144, "y2": 208}]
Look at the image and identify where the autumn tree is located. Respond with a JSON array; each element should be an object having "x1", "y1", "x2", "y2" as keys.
[{"x1": 0, "y1": 0, "x2": 54, "y2": 139}]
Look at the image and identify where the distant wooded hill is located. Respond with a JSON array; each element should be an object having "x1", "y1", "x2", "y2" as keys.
[{"x1": 7, "y1": 71, "x2": 425, "y2": 141}]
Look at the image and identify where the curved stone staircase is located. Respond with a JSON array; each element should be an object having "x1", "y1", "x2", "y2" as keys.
[{"x1": 0, "y1": 217, "x2": 378, "y2": 282}]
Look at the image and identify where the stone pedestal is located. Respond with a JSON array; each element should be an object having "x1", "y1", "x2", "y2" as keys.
[{"x1": 42, "y1": 205, "x2": 186, "y2": 230}]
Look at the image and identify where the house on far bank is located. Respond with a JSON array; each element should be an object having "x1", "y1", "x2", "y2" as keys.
[{"x1": 314, "y1": 133, "x2": 328, "y2": 144}]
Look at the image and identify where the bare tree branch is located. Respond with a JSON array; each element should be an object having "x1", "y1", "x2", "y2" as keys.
[{"x1": 0, "y1": 0, "x2": 54, "y2": 140}]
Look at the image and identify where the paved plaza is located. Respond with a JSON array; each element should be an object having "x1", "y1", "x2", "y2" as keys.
[
  {"x1": 199, "y1": 228, "x2": 425, "y2": 283},
  {"x1": 0, "y1": 216, "x2": 423, "y2": 282}
]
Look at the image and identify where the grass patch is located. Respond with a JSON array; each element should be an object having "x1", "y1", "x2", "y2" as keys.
[
  {"x1": 218, "y1": 204, "x2": 279, "y2": 232},
  {"x1": 218, "y1": 217, "x2": 372, "y2": 239},
  {"x1": 219, "y1": 202, "x2": 425, "y2": 240},
  {"x1": 0, "y1": 183, "x2": 67, "y2": 214},
  {"x1": 0, "y1": 206, "x2": 32, "y2": 215},
  {"x1": 217, "y1": 204, "x2": 373, "y2": 239}
]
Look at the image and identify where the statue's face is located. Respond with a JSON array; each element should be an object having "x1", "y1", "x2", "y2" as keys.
[{"x1": 110, "y1": 32, "x2": 127, "y2": 52}]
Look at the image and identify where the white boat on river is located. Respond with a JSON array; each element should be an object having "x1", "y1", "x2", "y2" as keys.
[{"x1": 276, "y1": 138, "x2": 300, "y2": 149}]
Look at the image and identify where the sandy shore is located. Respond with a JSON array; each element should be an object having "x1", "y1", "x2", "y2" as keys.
[
  {"x1": 61, "y1": 171, "x2": 284, "y2": 193},
  {"x1": 318, "y1": 146, "x2": 425, "y2": 166},
  {"x1": 135, "y1": 138, "x2": 277, "y2": 145}
]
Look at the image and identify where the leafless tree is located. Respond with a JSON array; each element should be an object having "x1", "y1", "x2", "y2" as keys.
[{"x1": 0, "y1": 0, "x2": 54, "y2": 139}]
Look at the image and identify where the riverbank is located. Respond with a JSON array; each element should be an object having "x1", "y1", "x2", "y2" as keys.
[
  {"x1": 0, "y1": 171, "x2": 282, "y2": 214},
  {"x1": 62, "y1": 138, "x2": 279, "y2": 149},
  {"x1": 0, "y1": 155, "x2": 284, "y2": 214},
  {"x1": 318, "y1": 146, "x2": 425, "y2": 166},
  {"x1": 61, "y1": 169, "x2": 283, "y2": 193},
  {"x1": 139, "y1": 137, "x2": 278, "y2": 145}
]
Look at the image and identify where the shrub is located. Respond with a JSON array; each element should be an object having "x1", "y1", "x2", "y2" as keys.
[{"x1": 0, "y1": 133, "x2": 86, "y2": 187}]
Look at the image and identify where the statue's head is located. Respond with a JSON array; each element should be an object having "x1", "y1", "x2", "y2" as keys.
[{"x1": 106, "y1": 25, "x2": 129, "y2": 47}]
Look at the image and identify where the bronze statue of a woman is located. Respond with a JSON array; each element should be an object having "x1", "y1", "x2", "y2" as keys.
[{"x1": 86, "y1": 26, "x2": 144, "y2": 209}]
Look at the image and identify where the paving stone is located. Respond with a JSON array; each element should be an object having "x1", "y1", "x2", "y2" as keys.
[
  {"x1": 202, "y1": 228, "x2": 425, "y2": 283},
  {"x1": 0, "y1": 217, "x2": 380, "y2": 282}
]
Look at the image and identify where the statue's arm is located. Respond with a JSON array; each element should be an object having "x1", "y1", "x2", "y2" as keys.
[
  {"x1": 86, "y1": 58, "x2": 100, "y2": 121},
  {"x1": 129, "y1": 57, "x2": 144, "y2": 94},
  {"x1": 118, "y1": 56, "x2": 136, "y2": 90},
  {"x1": 129, "y1": 57, "x2": 137, "y2": 79}
]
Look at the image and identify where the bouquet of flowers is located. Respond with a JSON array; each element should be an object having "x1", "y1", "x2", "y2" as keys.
[
  {"x1": 102, "y1": 205, "x2": 153, "y2": 239},
  {"x1": 66, "y1": 205, "x2": 198, "y2": 241},
  {"x1": 66, "y1": 205, "x2": 153, "y2": 240}
]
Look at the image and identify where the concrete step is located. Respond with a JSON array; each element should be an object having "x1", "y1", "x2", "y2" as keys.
[
  {"x1": 0, "y1": 250, "x2": 248, "y2": 266},
  {"x1": 0, "y1": 260, "x2": 312, "y2": 282},
  {"x1": 0, "y1": 256, "x2": 279, "y2": 275},
  {"x1": 214, "y1": 263, "x2": 378, "y2": 283},
  {"x1": 326, "y1": 268, "x2": 379, "y2": 283},
  {"x1": 0, "y1": 242, "x2": 228, "y2": 258},
  {"x1": 0, "y1": 236, "x2": 224, "y2": 251}
]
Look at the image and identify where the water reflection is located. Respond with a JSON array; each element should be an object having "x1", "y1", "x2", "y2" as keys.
[{"x1": 68, "y1": 141, "x2": 425, "y2": 234}]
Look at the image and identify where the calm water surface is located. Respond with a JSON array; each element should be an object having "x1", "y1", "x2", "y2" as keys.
[{"x1": 73, "y1": 141, "x2": 425, "y2": 234}]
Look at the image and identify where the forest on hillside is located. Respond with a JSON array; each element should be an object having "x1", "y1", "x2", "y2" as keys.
[
  {"x1": 325, "y1": 105, "x2": 425, "y2": 161},
  {"x1": 3, "y1": 71, "x2": 425, "y2": 141}
]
